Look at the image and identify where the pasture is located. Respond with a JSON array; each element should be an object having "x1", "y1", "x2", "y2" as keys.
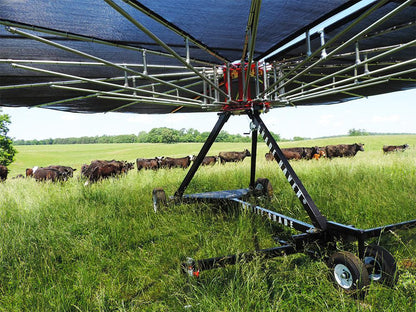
[{"x1": 1, "y1": 135, "x2": 415, "y2": 311}]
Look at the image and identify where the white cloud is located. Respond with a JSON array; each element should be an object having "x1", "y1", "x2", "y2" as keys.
[
  {"x1": 371, "y1": 114, "x2": 400, "y2": 123},
  {"x1": 318, "y1": 114, "x2": 343, "y2": 127},
  {"x1": 127, "y1": 115, "x2": 155, "y2": 124},
  {"x1": 61, "y1": 114, "x2": 81, "y2": 121}
]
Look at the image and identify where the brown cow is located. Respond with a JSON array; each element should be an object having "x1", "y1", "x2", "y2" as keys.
[
  {"x1": 83, "y1": 160, "x2": 133, "y2": 183},
  {"x1": 160, "y1": 155, "x2": 194, "y2": 169},
  {"x1": 282, "y1": 146, "x2": 323, "y2": 160},
  {"x1": 218, "y1": 149, "x2": 251, "y2": 164},
  {"x1": 382, "y1": 144, "x2": 409, "y2": 153},
  {"x1": 31, "y1": 167, "x2": 66, "y2": 182},
  {"x1": 265, "y1": 151, "x2": 301, "y2": 161},
  {"x1": 136, "y1": 158, "x2": 160, "y2": 171},
  {"x1": 325, "y1": 143, "x2": 364, "y2": 159},
  {"x1": 201, "y1": 156, "x2": 218, "y2": 166},
  {"x1": 0, "y1": 165, "x2": 8, "y2": 182},
  {"x1": 45, "y1": 165, "x2": 77, "y2": 180}
]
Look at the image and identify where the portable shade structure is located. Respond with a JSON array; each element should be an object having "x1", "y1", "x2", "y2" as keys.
[{"x1": 1, "y1": 0, "x2": 415, "y2": 297}]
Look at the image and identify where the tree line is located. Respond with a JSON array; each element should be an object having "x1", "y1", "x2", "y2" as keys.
[{"x1": 13, "y1": 127, "x2": 282, "y2": 145}]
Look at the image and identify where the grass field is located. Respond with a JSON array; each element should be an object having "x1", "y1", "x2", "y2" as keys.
[{"x1": 1, "y1": 135, "x2": 415, "y2": 311}]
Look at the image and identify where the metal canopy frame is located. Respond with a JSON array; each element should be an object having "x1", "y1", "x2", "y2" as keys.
[
  {"x1": 175, "y1": 108, "x2": 416, "y2": 282},
  {"x1": 1, "y1": 0, "x2": 415, "y2": 295},
  {"x1": 1, "y1": 0, "x2": 415, "y2": 113}
]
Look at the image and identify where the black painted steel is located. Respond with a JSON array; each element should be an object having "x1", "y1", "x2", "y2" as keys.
[
  {"x1": 247, "y1": 110, "x2": 328, "y2": 230},
  {"x1": 174, "y1": 111, "x2": 231, "y2": 198},
  {"x1": 250, "y1": 116, "x2": 258, "y2": 189}
]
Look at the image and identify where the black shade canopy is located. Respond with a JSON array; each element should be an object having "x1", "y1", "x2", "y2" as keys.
[{"x1": 0, "y1": 0, "x2": 415, "y2": 114}]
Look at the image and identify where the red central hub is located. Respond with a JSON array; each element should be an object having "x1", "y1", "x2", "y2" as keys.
[{"x1": 221, "y1": 62, "x2": 270, "y2": 112}]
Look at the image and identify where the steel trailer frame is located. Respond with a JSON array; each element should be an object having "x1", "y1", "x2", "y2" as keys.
[{"x1": 160, "y1": 107, "x2": 416, "y2": 294}]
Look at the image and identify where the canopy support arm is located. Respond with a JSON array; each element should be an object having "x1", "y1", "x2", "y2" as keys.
[
  {"x1": 104, "y1": 0, "x2": 229, "y2": 100},
  {"x1": 7, "y1": 27, "x2": 214, "y2": 102}
]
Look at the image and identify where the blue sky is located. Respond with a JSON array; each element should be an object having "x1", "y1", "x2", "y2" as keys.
[{"x1": 2, "y1": 88, "x2": 415, "y2": 140}]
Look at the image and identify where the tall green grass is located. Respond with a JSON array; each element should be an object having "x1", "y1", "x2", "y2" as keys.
[{"x1": 0, "y1": 135, "x2": 415, "y2": 311}]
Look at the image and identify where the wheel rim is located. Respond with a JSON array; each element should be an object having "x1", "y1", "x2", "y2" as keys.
[
  {"x1": 364, "y1": 256, "x2": 382, "y2": 281},
  {"x1": 334, "y1": 264, "x2": 353, "y2": 289}
]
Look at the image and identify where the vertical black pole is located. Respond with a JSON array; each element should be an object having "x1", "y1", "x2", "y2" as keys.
[
  {"x1": 249, "y1": 111, "x2": 258, "y2": 188},
  {"x1": 174, "y1": 112, "x2": 231, "y2": 198}
]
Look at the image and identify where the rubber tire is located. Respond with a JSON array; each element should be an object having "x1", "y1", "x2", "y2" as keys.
[
  {"x1": 152, "y1": 188, "x2": 167, "y2": 213},
  {"x1": 364, "y1": 245, "x2": 398, "y2": 287},
  {"x1": 254, "y1": 178, "x2": 273, "y2": 198},
  {"x1": 327, "y1": 251, "x2": 370, "y2": 297}
]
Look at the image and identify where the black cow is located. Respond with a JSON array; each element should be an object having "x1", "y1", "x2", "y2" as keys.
[
  {"x1": 383, "y1": 144, "x2": 409, "y2": 153},
  {"x1": 160, "y1": 155, "x2": 194, "y2": 169},
  {"x1": 0, "y1": 165, "x2": 8, "y2": 182},
  {"x1": 136, "y1": 158, "x2": 160, "y2": 171},
  {"x1": 218, "y1": 149, "x2": 251, "y2": 164},
  {"x1": 325, "y1": 143, "x2": 364, "y2": 159}
]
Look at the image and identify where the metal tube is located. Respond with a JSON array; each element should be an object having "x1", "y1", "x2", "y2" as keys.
[
  {"x1": 185, "y1": 37, "x2": 190, "y2": 64},
  {"x1": 12, "y1": 63, "x2": 203, "y2": 104},
  {"x1": 8, "y1": 27, "x2": 215, "y2": 102},
  {"x1": 226, "y1": 62, "x2": 232, "y2": 101},
  {"x1": 0, "y1": 20, "x2": 216, "y2": 66},
  {"x1": 97, "y1": 95, "x2": 207, "y2": 107},
  {"x1": 306, "y1": 29, "x2": 311, "y2": 57},
  {"x1": 275, "y1": 0, "x2": 413, "y2": 95},
  {"x1": 269, "y1": 39, "x2": 416, "y2": 99},
  {"x1": 142, "y1": 50, "x2": 148, "y2": 75},
  {"x1": 0, "y1": 58, "x2": 208, "y2": 71},
  {"x1": 291, "y1": 79, "x2": 389, "y2": 103},
  {"x1": 104, "y1": 0, "x2": 228, "y2": 99},
  {"x1": 121, "y1": 0, "x2": 228, "y2": 63},
  {"x1": 259, "y1": 0, "x2": 393, "y2": 97},
  {"x1": 286, "y1": 58, "x2": 416, "y2": 100},
  {"x1": 243, "y1": 0, "x2": 262, "y2": 100}
]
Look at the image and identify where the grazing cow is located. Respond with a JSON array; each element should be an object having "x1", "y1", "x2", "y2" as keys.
[
  {"x1": 45, "y1": 165, "x2": 77, "y2": 180},
  {"x1": 282, "y1": 146, "x2": 323, "y2": 160},
  {"x1": 160, "y1": 155, "x2": 194, "y2": 169},
  {"x1": 201, "y1": 156, "x2": 218, "y2": 166},
  {"x1": 32, "y1": 167, "x2": 67, "y2": 182},
  {"x1": 0, "y1": 165, "x2": 8, "y2": 182},
  {"x1": 82, "y1": 159, "x2": 134, "y2": 183},
  {"x1": 136, "y1": 158, "x2": 160, "y2": 171},
  {"x1": 218, "y1": 149, "x2": 251, "y2": 164},
  {"x1": 265, "y1": 151, "x2": 301, "y2": 161},
  {"x1": 382, "y1": 144, "x2": 409, "y2": 153},
  {"x1": 325, "y1": 143, "x2": 364, "y2": 159}
]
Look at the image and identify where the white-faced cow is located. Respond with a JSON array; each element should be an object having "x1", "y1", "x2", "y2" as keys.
[
  {"x1": 160, "y1": 155, "x2": 194, "y2": 169},
  {"x1": 0, "y1": 165, "x2": 8, "y2": 182},
  {"x1": 218, "y1": 149, "x2": 251, "y2": 164},
  {"x1": 382, "y1": 144, "x2": 409, "y2": 153}
]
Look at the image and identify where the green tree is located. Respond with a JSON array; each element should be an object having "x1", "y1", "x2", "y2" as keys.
[
  {"x1": 0, "y1": 112, "x2": 17, "y2": 166},
  {"x1": 348, "y1": 128, "x2": 369, "y2": 136}
]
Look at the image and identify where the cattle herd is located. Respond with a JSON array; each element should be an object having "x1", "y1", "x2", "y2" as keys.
[{"x1": 0, "y1": 143, "x2": 410, "y2": 183}]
